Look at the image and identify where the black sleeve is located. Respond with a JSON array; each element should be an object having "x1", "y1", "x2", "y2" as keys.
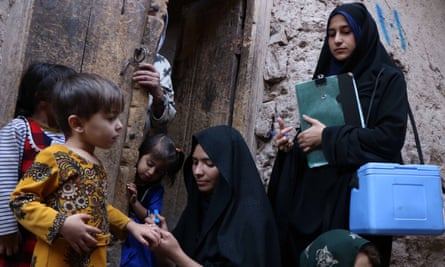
[{"x1": 322, "y1": 69, "x2": 408, "y2": 167}]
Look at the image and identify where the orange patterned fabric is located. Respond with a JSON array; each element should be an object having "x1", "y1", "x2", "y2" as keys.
[{"x1": 10, "y1": 144, "x2": 130, "y2": 267}]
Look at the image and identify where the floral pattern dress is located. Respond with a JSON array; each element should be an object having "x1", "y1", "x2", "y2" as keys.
[{"x1": 10, "y1": 144, "x2": 130, "y2": 267}]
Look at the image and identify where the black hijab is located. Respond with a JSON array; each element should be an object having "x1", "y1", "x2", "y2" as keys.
[
  {"x1": 173, "y1": 125, "x2": 281, "y2": 267},
  {"x1": 269, "y1": 3, "x2": 408, "y2": 266},
  {"x1": 313, "y1": 2, "x2": 408, "y2": 166},
  {"x1": 314, "y1": 2, "x2": 397, "y2": 80}
]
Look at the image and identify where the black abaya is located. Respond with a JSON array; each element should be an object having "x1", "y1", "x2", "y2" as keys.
[
  {"x1": 174, "y1": 125, "x2": 282, "y2": 267},
  {"x1": 268, "y1": 3, "x2": 408, "y2": 267}
]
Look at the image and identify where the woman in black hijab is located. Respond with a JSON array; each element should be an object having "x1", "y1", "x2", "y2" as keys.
[
  {"x1": 268, "y1": 3, "x2": 408, "y2": 267},
  {"x1": 154, "y1": 125, "x2": 282, "y2": 266}
]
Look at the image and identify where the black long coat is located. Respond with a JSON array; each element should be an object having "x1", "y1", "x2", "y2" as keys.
[{"x1": 268, "y1": 3, "x2": 408, "y2": 267}]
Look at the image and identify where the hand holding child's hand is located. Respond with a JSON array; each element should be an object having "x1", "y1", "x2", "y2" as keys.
[
  {"x1": 60, "y1": 214, "x2": 101, "y2": 254},
  {"x1": 126, "y1": 221, "x2": 161, "y2": 248},
  {"x1": 152, "y1": 229, "x2": 181, "y2": 258},
  {"x1": 145, "y1": 213, "x2": 169, "y2": 231}
]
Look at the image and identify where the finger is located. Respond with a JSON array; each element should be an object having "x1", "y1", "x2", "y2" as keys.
[
  {"x1": 78, "y1": 213, "x2": 91, "y2": 222},
  {"x1": 136, "y1": 63, "x2": 156, "y2": 72},
  {"x1": 302, "y1": 114, "x2": 319, "y2": 125},
  {"x1": 83, "y1": 234, "x2": 98, "y2": 248},
  {"x1": 148, "y1": 229, "x2": 161, "y2": 243},
  {"x1": 6, "y1": 246, "x2": 14, "y2": 257},
  {"x1": 85, "y1": 225, "x2": 102, "y2": 235},
  {"x1": 137, "y1": 235, "x2": 150, "y2": 247},
  {"x1": 70, "y1": 242, "x2": 81, "y2": 254},
  {"x1": 78, "y1": 239, "x2": 91, "y2": 253},
  {"x1": 277, "y1": 117, "x2": 286, "y2": 130},
  {"x1": 160, "y1": 229, "x2": 171, "y2": 238}
]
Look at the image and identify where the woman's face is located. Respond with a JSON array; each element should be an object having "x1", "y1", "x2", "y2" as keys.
[
  {"x1": 328, "y1": 14, "x2": 356, "y2": 61},
  {"x1": 191, "y1": 144, "x2": 219, "y2": 193}
]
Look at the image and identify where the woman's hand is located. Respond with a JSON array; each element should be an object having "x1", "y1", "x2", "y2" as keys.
[
  {"x1": 152, "y1": 230, "x2": 203, "y2": 267},
  {"x1": 126, "y1": 221, "x2": 161, "y2": 248},
  {"x1": 274, "y1": 117, "x2": 294, "y2": 152},
  {"x1": 297, "y1": 115, "x2": 326, "y2": 153}
]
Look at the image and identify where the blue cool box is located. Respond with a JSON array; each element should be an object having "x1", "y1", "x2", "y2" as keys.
[{"x1": 350, "y1": 162, "x2": 445, "y2": 235}]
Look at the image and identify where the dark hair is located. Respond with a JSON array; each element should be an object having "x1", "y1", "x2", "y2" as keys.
[
  {"x1": 52, "y1": 73, "x2": 125, "y2": 136},
  {"x1": 15, "y1": 62, "x2": 76, "y2": 117},
  {"x1": 138, "y1": 133, "x2": 184, "y2": 185},
  {"x1": 359, "y1": 243, "x2": 382, "y2": 267}
]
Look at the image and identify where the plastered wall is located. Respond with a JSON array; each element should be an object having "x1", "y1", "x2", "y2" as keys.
[{"x1": 255, "y1": 0, "x2": 445, "y2": 265}]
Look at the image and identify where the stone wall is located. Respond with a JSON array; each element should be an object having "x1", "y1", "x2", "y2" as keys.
[{"x1": 255, "y1": 0, "x2": 445, "y2": 265}]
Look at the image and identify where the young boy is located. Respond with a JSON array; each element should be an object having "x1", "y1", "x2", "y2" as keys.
[
  {"x1": 9, "y1": 73, "x2": 161, "y2": 266},
  {"x1": 0, "y1": 62, "x2": 76, "y2": 266}
]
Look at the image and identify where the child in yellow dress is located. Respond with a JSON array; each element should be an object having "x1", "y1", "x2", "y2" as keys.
[{"x1": 9, "y1": 73, "x2": 161, "y2": 267}]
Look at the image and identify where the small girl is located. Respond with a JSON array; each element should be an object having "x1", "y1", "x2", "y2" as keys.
[
  {"x1": 0, "y1": 62, "x2": 76, "y2": 266},
  {"x1": 120, "y1": 133, "x2": 184, "y2": 267}
]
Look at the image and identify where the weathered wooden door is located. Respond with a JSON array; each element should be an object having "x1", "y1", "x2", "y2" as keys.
[
  {"x1": 164, "y1": 0, "x2": 271, "y2": 227},
  {"x1": 1, "y1": 0, "x2": 271, "y2": 264},
  {"x1": 4, "y1": 1, "x2": 167, "y2": 264},
  {"x1": 21, "y1": 0, "x2": 169, "y2": 209}
]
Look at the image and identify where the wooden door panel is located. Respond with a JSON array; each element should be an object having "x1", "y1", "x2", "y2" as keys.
[{"x1": 164, "y1": 0, "x2": 244, "y2": 227}]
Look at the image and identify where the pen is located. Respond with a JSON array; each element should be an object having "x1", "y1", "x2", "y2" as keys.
[{"x1": 270, "y1": 130, "x2": 289, "y2": 137}]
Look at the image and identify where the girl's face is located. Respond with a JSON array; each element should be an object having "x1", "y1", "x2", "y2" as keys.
[
  {"x1": 191, "y1": 144, "x2": 219, "y2": 194},
  {"x1": 137, "y1": 153, "x2": 168, "y2": 184},
  {"x1": 328, "y1": 14, "x2": 356, "y2": 61}
]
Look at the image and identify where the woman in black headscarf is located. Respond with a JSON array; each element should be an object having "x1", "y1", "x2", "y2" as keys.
[
  {"x1": 268, "y1": 3, "x2": 408, "y2": 267},
  {"x1": 154, "y1": 125, "x2": 282, "y2": 266}
]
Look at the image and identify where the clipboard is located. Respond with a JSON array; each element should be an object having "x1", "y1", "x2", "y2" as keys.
[{"x1": 295, "y1": 73, "x2": 364, "y2": 168}]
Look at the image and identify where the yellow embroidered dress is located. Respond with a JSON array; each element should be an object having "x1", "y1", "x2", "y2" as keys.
[{"x1": 10, "y1": 144, "x2": 131, "y2": 267}]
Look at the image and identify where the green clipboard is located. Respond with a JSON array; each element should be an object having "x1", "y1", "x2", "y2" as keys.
[{"x1": 295, "y1": 73, "x2": 364, "y2": 168}]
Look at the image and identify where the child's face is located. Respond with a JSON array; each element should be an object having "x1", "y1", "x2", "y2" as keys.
[
  {"x1": 81, "y1": 110, "x2": 122, "y2": 149},
  {"x1": 137, "y1": 153, "x2": 168, "y2": 184}
]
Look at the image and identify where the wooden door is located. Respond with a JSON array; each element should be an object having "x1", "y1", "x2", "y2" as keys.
[
  {"x1": 12, "y1": 1, "x2": 167, "y2": 263},
  {"x1": 164, "y1": 0, "x2": 272, "y2": 228},
  {"x1": 22, "y1": 0, "x2": 170, "y2": 209}
]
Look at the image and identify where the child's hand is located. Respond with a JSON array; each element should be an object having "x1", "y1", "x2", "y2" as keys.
[
  {"x1": 144, "y1": 212, "x2": 168, "y2": 230},
  {"x1": 0, "y1": 232, "x2": 21, "y2": 256},
  {"x1": 60, "y1": 214, "x2": 101, "y2": 254},
  {"x1": 157, "y1": 213, "x2": 169, "y2": 231},
  {"x1": 126, "y1": 221, "x2": 161, "y2": 247},
  {"x1": 126, "y1": 183, "x2": 138, "y2": 204}
]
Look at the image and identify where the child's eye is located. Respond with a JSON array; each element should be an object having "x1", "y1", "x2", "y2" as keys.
[{"x1": 105, "y1": 113, "x2": 119, "y2": 121}]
